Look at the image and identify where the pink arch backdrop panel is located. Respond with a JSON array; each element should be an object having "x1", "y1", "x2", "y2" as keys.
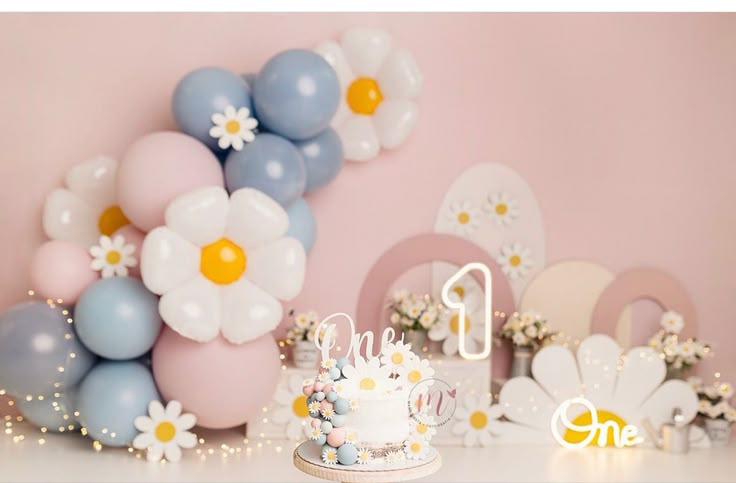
[
  {"x1": 0, "y1": 14, "x2": 735, "y2": 386},
  {"x1": 355, "y1": 233, "x2": 515, "y2": 379}
]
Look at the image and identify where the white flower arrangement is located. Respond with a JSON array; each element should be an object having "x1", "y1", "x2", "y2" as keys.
[
  {"x1": 498, "y1": 310, "x2": 554, "y2": 349},
  {"x1": 285, "y1": 310, "x2": 323, "y2": 343},
  {"x1": 647, "y1": 310, "x2": 712, "y2": 371},
  {"x1": 387, "y1": 290, "x2": 441, "y2": 332},
  {"x1": 689, "y1": 377, "x2": 736, "y2": 423}
]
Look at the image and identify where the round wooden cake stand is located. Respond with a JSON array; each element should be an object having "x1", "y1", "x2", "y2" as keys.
[{"x1": 293, "y1": 442, "x2": 442, "y2": 482}]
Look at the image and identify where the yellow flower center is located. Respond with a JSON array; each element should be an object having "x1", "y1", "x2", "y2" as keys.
[
  {"x1": 293, "y1": 395, "x2": 309, "y2": 418},
  {"x1": 457, "y1": 212, "x2": 470, "y2": 224},
  {"x1": 346, "y1": 77, "x2": 383, "y2": 114},
  {"x1": 391, "y1": 352, "x2": 404, "y2": 364},
  {"x1": 105, "y1": 250, "x2": 121, "y2": 265},
  {"x1": 200, "y1": 237, "x2": 246, "y2": 284},
  {"x1": 98, "y1": 205, "x2": 130, "y2": 236},
  {"x1": 416, "y1": 423, "x2": 428, "y2": 434},
  {"x1": 469, "y1": 410, "x2": 488, "y2": 430},
  {"x1": 509, "y1": 255, "x2": 521, "y2": 267},
  {"x1": 327, "y1": 452, "x2": 337, "y2": 461},
  {"x1": 449, "y1": 315, "x2": 471, "y2": 335},
  {"x1": 410, "y1": 441, "x2": 422, "y2": 453},
  {"x1": 154, "y1": 421, "x2": 176, "y2": 442},
  {"x1": 452, "y1": 285, "x2": 465, "y2": 298},
  {"x1": 408, "y1": 369, "x2": 422, "y2": 384},
  {"x1": 495, "y1": 203, "x2": 508, "y2": 215},
  {"x1": 225, "y1": 120, "x2": 241, "y2": 134},
  {"x1": 563, "y1": 409, "x2": 628, "y2": 447},
  {"x1": 360, "y1": 377, "x2": 376, "y2": 390}
]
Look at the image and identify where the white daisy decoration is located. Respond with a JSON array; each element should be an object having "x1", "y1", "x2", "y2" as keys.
[
  {"x1": 428, "y1": 291, "x2": 486, "y2": 356},
  {"x1": 89, "y1": 235, "x2": 137, "y2": 278},
  {"x1": 294, "y1": 312, "x2": 310, "y2": 329},
  {"x1": 317, "y1": 371, "x2": 332, "y2": 383},
  {"x1": 132, "y1": 400, "x2": 197, "y2": 462},
  {"x1": 209, "y1": 105, "x2": 258, "y2": 151},
  {"x1": 385, "y1": 450, "x2": 405, "y2": 463},
  {"x1": 380, "y1": 340, "x2": 417, "y2": 373},
  {"x1": 396, "y1": 356, "x2": 435, "y2": 389},
  {"x1": 496, "y1": 242, "x2": 534, "y2": 280},
  {"x1": 140, "y1": 186, "x2": 306, "y2": 344},
  {"x1": 320, "y1": 406, "x2": 335, "y2": 420},
  {"x1": 346, "y1": 430, "x2": 359, "y2": 445},
  {"x1": 512, "y1": 331, "x2": 529, "y2": 346},
  {"x1": 348, "y1": 398, "x2": 360, "y2": 411},
  {"x1": 43, "y1": 156, "x2": 130, "y2": 248},
  {"x1": 357, "y1": 448, "x2": 373, "y2": 464},
  {"x1": 660, "y1": 310, "x2": 684, "y2": 334},
  {"x1": 484, "y1": 192, "x2": 519, "y2": 226},
  {"x1": 315, "y1": 28, "x2": 422, "y2": 162},
  {"x1": 409, "y1": 412, "x2": 437, "y2": 441},
  {"x1": 446, "y1": 201, "x2": 481, "y2": 236},
  {"x1": 322, "y1": 447, "x2": 338, "y2": 465},
  {"x1": 718, "y1": 382, "x2": 734, "y2": 399},
  {"x1": 309, "y1": 427, "x2": 323, "y2": 441},
  {"x1": 403, "y1": 437, "x2": 429, "y2": 460},
  {"x1": 271, "y1": 374, "x2": 312, "y2": 440},
  {"x1": 307, "y1": 400, "x2": 321, "y2": 417},
  {"x1": 321, "y1": 358, "x2": 338, "y2": 370},
  {"x1": 451, "y1": 394, "x2": 503, "y2": 447},
  {"x1": 341, "y1": 356, "x2": 395, "y2": 394},
  {"x1": 445, "y1": 273, "x2": 482, "y2": 302}
]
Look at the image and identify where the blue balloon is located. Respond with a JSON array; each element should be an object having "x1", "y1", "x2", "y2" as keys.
[
  {"x1": 328, "y1": 367, "x2": 341, "y2": 381},
  {"x1": 286, "y1": 198, "x2": 317, "y2": 254},
  {"x1": 224, "y1": 133, "x2": 306, "y2": 207},
  {"x1": 294, "y1": 128, "x2": 344, "y2": 192},
  {"x1": 74, "y1": 278, "x2": 162, "y2": 360},
  {"x1": 0, "y1": 302, "x2": 95, "y2": 397},
  {"x1": 253, "y1": 49, "x2": 340, "y2": 141},
  {"x1": 76, "y1": 361, "x2": 160, "y2": 446},
  {"x1": 313, "y1": 433, "x2": 327, "y2": 445},
  {"x1": 333, "y1": 398, "x2": 350, "y2": 415},
  {"x1": 17, "y1": 391, "x2": 77, "y2": 432},
  {"x1": 330, "y1": 414, "x2": 346, "y2": 428},
  {"x1": 241, "y1": 73, "x2": 257, "y2": 95},
  {"x1": 336, "y1": 357, "x2": 350, "y2": 370},
  {"x1": 337, "y1": 443, "x2": 358, "y2": 465},
  {"x1": 173, "y1": 67, "x2": 252, "y2": 151},
  {"x1": 326, "y1": 391, "x2": 338, "y2": 403},
  {"x1": 320, "y1": 421, "x2": 333, "y2": 434}
]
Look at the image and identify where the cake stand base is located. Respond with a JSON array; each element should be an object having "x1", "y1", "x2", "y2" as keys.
[{"x1": 293, "y1": 442, "x2": 442, "y2": 482}]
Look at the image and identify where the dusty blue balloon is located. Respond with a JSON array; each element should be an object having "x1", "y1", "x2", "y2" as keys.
[
  {"x1": 253, "y1": 49, "x2": 340, "y2": 141},
  {"x1": 294, "y1": 128, "x2": 344, "y2": 192},
  {"x1": 337, "y1": 443, "x2": 358, "y2": 465},
  {"x1": 328, "y1": 367, "x2": 341, "y2": 381},
  {"x1": 0, "y1": 302, "x2": 95, "y2": 397},
  {"x1": 224, "y1": 133, "x2": 306, "y2": 206},
  {"x1": 173, "y1": 67, "x2": 252, "y2": 151},
  {"x1": 336, "y1": 357, "x2": 350, "y2": 370},
  {"x1": 315, "y1": 391, "x2": 325, "y2": 401},
  {"x1": 76, "y1": 361, "x2": 160, "y2": 447},
  {"x1": 74, "y1": 278, "x2": 162, "y2": 360},
  {"x1": 334, "y1": 398, "x2": 350, "y2": 415},
  {"x1": 241, "y1": 73, "x2": 257, "y2": 95},
  {"x1": 320, "y1": 421, "x2": 333, "y2": 434},
  {"x1": 326, "y1": 391, "x2": 338, "y2": 403},
  {"x1": 17, "y1": 391, "x2": 76, "y2": 432},
  {"x1": 330, "y1": 414, "x2": 346, "y2": 428},
  {"x1": 313, "y1": 433, "x2": 327, "y2": 445},
  {"x1": 285, "y1": 198, "x2": 316, "y2": 254}
]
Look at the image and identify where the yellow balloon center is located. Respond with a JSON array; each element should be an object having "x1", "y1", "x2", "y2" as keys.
[
  {"x1": 200, "y1": 237, "x2": 246, "y2": 285},
  {"x1": 225, "y1": 119, "x2": 241, "y2": 134},
  {"x1": 391, "y1": 352, "x2": 404, "y2": 365},
  {"x1": 155, "y1": 421, "x2": 176, "y2": 442},
  {"x1": 360, "y1": 377, "x2": 376, "y2": 390},
  {"x1": 449, "y1": 315, "x2": 471, "y2": 335},
  {"x1": 98, "y1": 205, "x2": 130, "y2": 236},
  {"x1": 509, "y1": 255, "x2": 522, "y2": 267},
  {"x1": 469, "y1": 411, "x2": 488, "y2": 430},
  {"x1": 346, "y1": 77, "x2": 383, "y2": 114},
  {"x1": 105, "y1": 250, "x2": 121, "y2": 265},
  {"x1": 293, "y1": 395, "x2": 309, "y2": 418},
  {"x1": 408, "y1": 369, "x2": 422, "y2": 384},
  {"x1": 495, "y1": 203, "x2": 508, "y2": 215},
  {"x1": 563, "y1": 409, "x2": 628, "y2": 447},
  {"x1": 457, "y1": 212, "x2": 470, "y2": 224}
]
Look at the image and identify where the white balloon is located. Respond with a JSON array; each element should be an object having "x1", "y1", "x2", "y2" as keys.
[
  {"x1": 246, "y1": 237, "x2": 306, "y2": 300},
  {"x1": 340, "y1": 27, "x2": 393, "y2": 77},
  {"x1": 377, "y1": 48, "x2": 423, "y2": 99},
  {"x1": 220, "y1": 278, "x2": 283, "y2": 344},
  {"x1": 64, "y1": 156, "x2": 118, "y2": 208},
  {"x1": 226, "y1": 188, "x2": 289, "y2": 250},
  {"x1": 336, "y1": 115, "x2": 380, "y2": 162},
  {"x1": 372, "y1": 99, "x2": 418, "y2": 149},
  {"x1": 165, "y1": 186, "x2": 229, "y2": 247},
  {"x1": 140, "y1": 226, "x2": 199, "y2": 295},
  {"x1": 42, "y1": 188, "x2": 99, "y2": 247},
  {"x1": 159, "y1": 275, "x2": 221, "y2": 342}
]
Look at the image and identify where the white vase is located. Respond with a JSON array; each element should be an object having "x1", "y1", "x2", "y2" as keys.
[
  {"x1": 293, "y1": 340, "x2": 319, "y2": 369},
  {"x1": 704, "y1": 418, "x2": 732, "y2": 447},
  {"x1": 402, "y1": 329, "x2": 427, "y2": 354},
  {"x1": 510, "y1": 346, "x2": 534, "y2": 378}
]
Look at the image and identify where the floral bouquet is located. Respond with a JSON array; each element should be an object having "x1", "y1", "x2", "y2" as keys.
[
  {"x1": 498, "y1": 310, "x2": 553, "y2": 350},
  {"x1": 689, "y1": 376, "x2": 735, "y2": 446},
  {"x1": 647, "y1": 311, "x2": 712, "y2": 373},
  {"x1": 285, "y1": 310, "x2": 322, "y2": 344},
  {"x1": 387, "y1": 290, "x2": 441, "y2": 332}
]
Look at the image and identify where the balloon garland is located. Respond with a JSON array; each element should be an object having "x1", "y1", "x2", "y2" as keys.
[{"x1": 0, "y1": 27, "x2": 423, "y2": 462}]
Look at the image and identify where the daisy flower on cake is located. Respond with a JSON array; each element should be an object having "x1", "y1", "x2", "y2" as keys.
[
  {"x1": 396, "y1": 356, "x2": 435, "y2": 389},
  {"x1": 380, "y1": 340, "x2": 417, "y2": 374}
]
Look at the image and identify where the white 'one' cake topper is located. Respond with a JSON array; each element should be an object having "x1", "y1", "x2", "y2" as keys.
[{"x1": 314, "y1": 312, "x2": 401, "y2": 361}]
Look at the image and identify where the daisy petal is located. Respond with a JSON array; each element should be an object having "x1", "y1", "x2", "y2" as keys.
[
  {"x1": 164, "y1": 400, "x2": 182, "y2": 419},
  {"x1": 90, "y1": 259, "x2": 105, "y2": 270},
  {"x1": 225, "y1": 188, "x2": 289, "y2": 250},
  {"x1": 176, "y1": 431, "x2": 198, "y2": 449},
  {"x1": 175, "y1": 414, "x2": 197, "y2": 431},
  {"x1": 164, "y1": 444, "x2": 182, "y2": 462},
  {"x1": 165, "y1": 186, "x2": 229, "y2": 246},
  {"x1": 335, "y1": 114, "x2": 380, "y2": 162},
  {"x1": 443, "y1": 336, "x2": 459, "y2": 356},
  {"x1": 377, "y1": 48, "x2": 423, "y2": 99},
  {"x1": 64, "y1": 156, "x2": 118, "y2": 208},
  {"x1": 452, "y1": 421, "x2": 469, "y2": 435},
  {"x1": 231, "y1": 136, "x2": 244, "y2": 151},
  {"x1": 147, "y1": 445, "x2": 164, "y2": 462},
  {"x1": 463, "y1": 430, "x2": 478, "y2": 447},
  {"x1": 340, "y1": 28, "x2": 392, "y2": 77},
  {"x1": 224, "y1": 105, "x2": 236, "y2": 118},
  {"x1": 246, "y1": 238, "x2": 305, "y2": 300},
  {"x1": 42, "y1": 188, "x2": 99, "y2": 247},
  {"x1": 148, "y1": 400, "x2": 165, "y2": 420},
  {"x1": 479, "y1": 429, "x2": 493, "y2": 447},
  {"x1": 211, "y1": 113, "x2": 227, "y2": 125},
  {"x1": 134, "y1": 416, "x2": 154, "y2": 432},
  {"x1": 218, "y1": 136, "x2": 232, "y2": 149},
  {"x1": 132, "y1": 432, "x2": 154, "y2": 450},
  {"x1": 271, "y1": 407, "x2": 291, "y2": 425},
  {"x1": 314, "y1": 40, "x2": 353, "y2": 127},
  {"x1": 372, "y1": 99, "x2": 418, "y2": 149},
  {"x1": 140, "y1": 227, "x2": 199, "y2": 295},
  {"x1": 220, "y1": 278, "x2": 282, "y2": 344},
  {"x1": 159, "y1": 274, "x2": 221, "y2": 343}
]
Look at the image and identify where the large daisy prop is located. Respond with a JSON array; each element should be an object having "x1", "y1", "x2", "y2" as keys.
[
  {"x1": 133, "y1": 400, "x2": 197, "y2": 462},
  {"x1": 452, "y1": 394, "x2": 504, "y2": 447},
  {"x1": 316, "y1": 27, "x2": 423, "y2": 162},
  {"x1": 141, "y1": 186, "x2": 306, "y2": 344},
  {"x1": 428, "y1": 291, "x2": 486, "y2": 356},
  {"x1": 271, "y1": 374, "x2": 312, "y2": 440}
]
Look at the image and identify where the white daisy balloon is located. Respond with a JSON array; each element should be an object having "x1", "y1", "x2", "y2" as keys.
[
  {"x1": 315, "y1": 27, "x2": 423, "y2": 162},
  {"x1": 496, "y1": 242, "x2": 534, "y2": 280},
  {"x1": 209, "y1": 105, "x2": 258, "y2": 151},
  {"x1": 43, "y1": 156, "x2": 130, "y2": 248},
  {"x1": 451, "y1": 394, "x2": 504, "y2": 447},
  {"x1": 428, "y1": 291, "x2": 486, "y2": 356},
  {"x1": 445, "y1": 201, "x2": 481, "y2": 236},
  {"x1": 271, "y1": 374, "x2": 312, "y2": 440},
  {"x1": 140, "y1": 186, "x2": 306, "y2": 344},
  {"x1": 133, "y1": 400, "x2": 197, "y2": 462},
  {"x1": 89, "y1": 235, "x2": 137, "y2": 278}
]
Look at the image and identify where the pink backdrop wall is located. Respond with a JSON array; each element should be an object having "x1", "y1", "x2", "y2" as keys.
[{"x1": 1, "y1": 13, "x2": 735, "y2": 383}]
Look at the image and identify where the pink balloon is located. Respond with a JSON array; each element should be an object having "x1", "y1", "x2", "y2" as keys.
[
  {"x1": 152, "y1": 327, "x2": 280, "y2": 429},
  {"x1": 117, "y1": 131, "x2": 224, "y2": 232},
  {"x1": 323, "y1": 383, "x2": 334, "y2": 393},
  {"x1": 302, "y1": 384, "x2": 314, "y2": 397},
  {"x1": 112, "y1": 224, "x2": 146, "y2": 278},
  {"x1": 326, "y1": 427, "x2": 347, "y2": 447},
  {"x1": 30, "y1": 240, "x2": 99, "y2": 304},
  {"x1": 310, "y1": 418, "x2": 321, "y2": 429},
  {"x1": 314, "y1": 382, "x2": 324, "y2": 392}
]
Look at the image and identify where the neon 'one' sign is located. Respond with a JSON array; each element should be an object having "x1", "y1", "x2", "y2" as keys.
[{"x1": 550, "y1": 397, "x2": 643, "y2": 449}]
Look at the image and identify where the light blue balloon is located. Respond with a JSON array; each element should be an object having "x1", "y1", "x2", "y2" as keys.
[
  {"x1": 326, "y1": 391, "x2": 338, "y2": 403},
  {"x1": 320, "y1": 421, "x2": 333, "y2": 434},
  {"x1": 17, "y1": 391, "x2": 76, "y2": 432},
  {"x1": 334, "y1": 398, "x2": 350, "y2": 415},
  {"x1": 253, "y1": 49, "x2": 340, "y2": 141},
  {"x1": 313, "y1": 433, "x2": 326, "y2": 445},
  {"x1": 285, "y1": 198, "x2": 316, "y2": 254},
  {"x1": 315, "y1": 391, "x2": 325, "y2": 402},
  {"x1": 336, "y1": 357, "x2": 350, "y2": 370},
  {"x1": 328, "y1": 367, "x2": 341, "y2": 381},
  {"x1": 0, "y1": 302, "x2": 96, "y2": 397},
  {"x1": 294, "y1": 128, "x2": 344, "y2": 192},
  {"x1": 330, "y1": 414, "x2": 346, "y2": 428},
  {"x1": 173, "y1": 67, "x2": 252, "y2": 151},
  {"x1": 76, "y1": 361, "x2": 160, "y2": 447},
  {"x1": 74, "y1": 278, "x2": 162, "y2": 360},
  {"x1": 224, "y1": 133, "x2": 306, "y2": 206},
  {"x1": 241, "y1": 73, "x2": 257, "y2": 95},
  {"x1": 337, "y1": 443, "x2": 358, "y2": 465}
]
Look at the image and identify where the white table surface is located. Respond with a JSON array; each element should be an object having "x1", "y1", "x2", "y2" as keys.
[{"x1": 1, "y1": 422, "x2": 734, "y2": 482}]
